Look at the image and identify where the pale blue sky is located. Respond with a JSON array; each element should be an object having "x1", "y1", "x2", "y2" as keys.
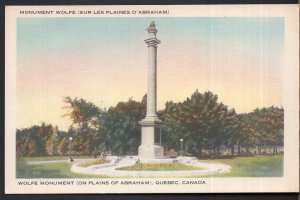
[
  {"x1": 17, "y1": 17, "x2": 284, "y2": 130},
  {"x1": 18, "y1": 17, "x2": 284, "y2": 66}
]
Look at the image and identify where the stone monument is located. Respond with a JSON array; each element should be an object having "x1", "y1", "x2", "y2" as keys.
[{"x1": 138, "y1": 21, "x2": 164, "y2": 159}]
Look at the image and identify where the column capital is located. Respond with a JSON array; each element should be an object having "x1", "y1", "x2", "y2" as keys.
[{"x1": 144, "y1": 38, "x2": 161, "y2": 47}]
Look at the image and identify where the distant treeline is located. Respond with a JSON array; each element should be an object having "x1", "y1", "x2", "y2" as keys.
[{"x1": 16, "y1": 90, "x2": 284, "y2": 158}]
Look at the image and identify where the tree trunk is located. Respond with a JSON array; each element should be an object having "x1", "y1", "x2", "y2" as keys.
[
  {"x1": 196, "y1": 142, "x2": 202, "y2": 159},
  {"x1": 246, "y1": 145, "x2": 249, "y2": 156},
  {"x1": 231, "y1": 146, "x2": 234, "y2": 156},
  {"x1": 238, "y1": 144, "x2": 241, "y2": 156},
  {"x1": 185, "y1": 146, "x2": 188, "y2": 156},
  {"x1": 217, "y1": 143, "x2": 220, "y2": 158},
  {"x1": 199, "y1": 147, "x2": 202, "y2": 159}
]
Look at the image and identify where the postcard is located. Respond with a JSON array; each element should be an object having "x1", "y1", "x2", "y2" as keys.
[{"x1": 5, "y1": 5, "x2": 299, "y2": 193}]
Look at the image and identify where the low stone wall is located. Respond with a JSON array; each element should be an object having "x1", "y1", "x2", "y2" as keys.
[
  {"x1": 70, "y1": 156, "x2": 231, "y2": 177},
  {"x1": 71, "y1": 163, "x2": 116, "y2": 174}
]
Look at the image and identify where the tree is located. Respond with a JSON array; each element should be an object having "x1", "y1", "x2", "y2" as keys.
[
  {"x1": 16, "y1": 123, "x2": 54, "y2": 156},
  {"x1": 63, "y1": 97, "x2": 102, "y2": 155},
  {"x1": 235, "y1": 106, "x2": 284, "y2": 156},
  {"x1": 161, "y1": 90, "x2": 237, "y2": 158},
  {"x1": 16, "y1": 94, "x2": 284, "y2": 158},
  {"x1": 63, "y1": 97, "x2": 101, "y2": 129},
  {"x1": 99, "y1": 97, "x2": 146, "y2": 155},
  {"x1": 252, "y1": 107, "x2": 284, "y2": 154},
  {"x1": 160, "y1": 101, "x2": 182, "y2": 150},
  {"x1": 46, "y1": 126, "x2": 59, "y2": 156},
  {"x1": 224, "y1": 114, "x2": 241, "y2": 156}
]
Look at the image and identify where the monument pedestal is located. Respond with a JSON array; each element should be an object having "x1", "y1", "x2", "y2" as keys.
[
  {"x1": 138, "y1": 144, "x2": 164, "y2": 159},
  {"x1": 138, "y1": 118, "x2": 164, "y2": 159}
]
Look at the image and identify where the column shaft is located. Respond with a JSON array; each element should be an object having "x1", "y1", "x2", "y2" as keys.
[{"x1": 147, "y1": 45, "x2": 157, "y2": 117}]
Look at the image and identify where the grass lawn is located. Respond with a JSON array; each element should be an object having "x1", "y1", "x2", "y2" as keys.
[
  {"x1": 16, "y1": 157, "x2": 109, "y2": 178},
  {"x1": 16, "y1": 155, "x2": 283, "y2": 178},
  {"x1": 197, "y1": 155, "x2": 283, "y2": 177},
  {"x1": 116, "y1": 163, "x2": 205, "y2": 171}
]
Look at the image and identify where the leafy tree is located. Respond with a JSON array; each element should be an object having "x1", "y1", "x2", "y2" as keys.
[
  {"x1": 63, "y1": 97, "x2": 101, "y2": 129},
  {"x1": 63, "y1": 97, "x2": 102, "y2": 155},
  {"x1": 16, "y1": 123, "x2": 54, "y2": 156},
  {"x1": 160, "y1": 101, "x2": 182, "y2": 151},
  {"x1": 16, "y1": 93, "x2": 284, "y2": 158},
  {"x1": 252, "y1": 107, "x2": 284, "y2": 154},
  {"x1": 99, "y1": 97, "x2": 146, "y2": 155},
  {"x1": 161, "y1": 90, "x2": 237, "y2": 158},
  {"x1": 57, "y1": 138, "x2": 68, "y2": 156},
  {"x1": 224, "y1": 114, "x2": 241, "y2": 155}
]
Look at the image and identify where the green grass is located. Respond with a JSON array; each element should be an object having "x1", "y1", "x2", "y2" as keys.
[
  {"x1": 16, "y1": 157, "x2": 109, "y2": 178},
  {"x1": 77, "y1": 159, "x2": 109, "y2": 167},
  {"x1": 16, "y1": 155, "x2": 283, "y2": 178},
  {"x1": 20, "y1": 156, "x2": 94, "y2": 162},
  {"x1": 196, "y1": 155, "x2": 283, "y2": 177},
  {"x1": 116, "y1": 163, "x2": 205, "y2": 171}
]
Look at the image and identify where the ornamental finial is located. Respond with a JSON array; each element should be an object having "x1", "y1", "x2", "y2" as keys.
[{"x1": 148, "y1": 21, "x2": 156, "y2": 29}]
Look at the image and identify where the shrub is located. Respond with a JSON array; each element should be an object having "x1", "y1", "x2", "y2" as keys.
[
  {"x1": 77, "y1": 159, "x2": 108, "y2": 167},
  {"x1": 116, "y1": 163, "x2": 205, "y2": 171}
]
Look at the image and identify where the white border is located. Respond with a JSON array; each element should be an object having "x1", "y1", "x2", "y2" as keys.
[{"x1": 5, "y1": 5, "x2": 299, "y2": 193}]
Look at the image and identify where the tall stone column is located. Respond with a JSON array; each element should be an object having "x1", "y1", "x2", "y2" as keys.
[{"x1": 138, "y1": 22, "x2": 164, "y2": 159}]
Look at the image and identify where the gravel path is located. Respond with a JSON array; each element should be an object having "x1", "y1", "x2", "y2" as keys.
[
  {"x1": 70, "y1": 156, "x2": 231, "y2": 177},
  {"x1": 26, "y1": 156, "x2": 231, "y2": 177}
]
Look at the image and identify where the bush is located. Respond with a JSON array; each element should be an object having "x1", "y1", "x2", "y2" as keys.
[
  {"x1": 77, "y1": 159, "x2": 108, "y2": 167},
  {"x1": 116, "y1": 163, "x2": 205, "y2": 171}
]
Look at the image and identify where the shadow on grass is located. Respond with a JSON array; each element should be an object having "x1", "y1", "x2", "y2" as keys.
[
  {"x1": 16, "y1": 157, "x2": 110, "y2": 178},
  {"x1": 16, "y1": 158, "x2": 69, "y2": 178}
]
